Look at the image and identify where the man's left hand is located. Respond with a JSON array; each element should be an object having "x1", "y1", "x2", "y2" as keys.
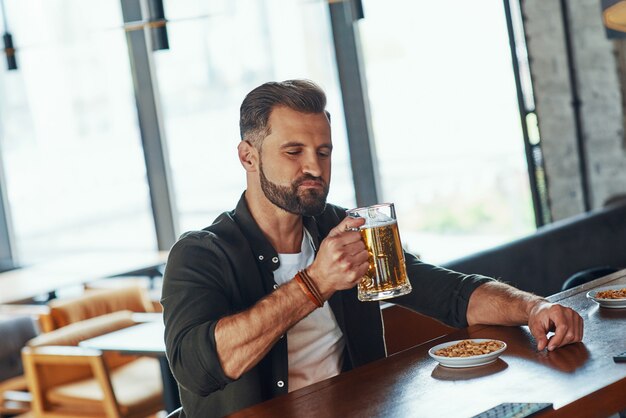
[{"x1": 527, "y1": 301, "x2": 584, "y2": 351}]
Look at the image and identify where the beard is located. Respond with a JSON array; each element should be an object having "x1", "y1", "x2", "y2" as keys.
[{"x1": 259, "y1": 161, "x2": 329, "y2": 216}]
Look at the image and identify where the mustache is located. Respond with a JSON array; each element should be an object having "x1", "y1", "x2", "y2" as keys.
[{"x1": 293, "y1": 174, "x2": 327, "y2": 188}]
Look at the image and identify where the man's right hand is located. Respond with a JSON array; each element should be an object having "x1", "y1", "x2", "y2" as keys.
[
  {"x1": 214, "y1": 216, "x2": 369, "y2": 380},
  {"x1": 306, "y1": 216, "x2": 370, "y2": 300}
]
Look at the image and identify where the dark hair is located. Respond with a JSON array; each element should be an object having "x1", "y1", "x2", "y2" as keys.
[{"x1": 239, "y1": 79, "x2": 328, "y2": 148}]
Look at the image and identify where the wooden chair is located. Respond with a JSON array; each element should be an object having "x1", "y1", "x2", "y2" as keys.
[
  {"x1": 40, "y1": 285, "x2": 155, "y2": 332},
  {"x1": 22, "y1": 311, "x2": 163, "y2": 418},
  {"x1": 84, "y1": 277, "x2": 163, "y2": 313},
  {"x1": 0, "y1": 315, "x2": 39, "y2": 417}
]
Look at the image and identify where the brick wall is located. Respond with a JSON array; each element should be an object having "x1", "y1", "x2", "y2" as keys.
[{"x1": 522, "y1": 0, "x2": 626, "y2": 220}]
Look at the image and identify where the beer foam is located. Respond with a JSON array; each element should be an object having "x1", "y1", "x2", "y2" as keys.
[
  {"x1": 366, "y1": 207, "x2": 393, "y2": 224},
  {"x1": 362, "y1": 218, "x2": 396, "y2": 228}
]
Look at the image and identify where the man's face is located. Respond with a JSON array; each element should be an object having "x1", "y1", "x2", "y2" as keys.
[{"x1": 257, "y1": 106, "x2": 332, "y2": 216}]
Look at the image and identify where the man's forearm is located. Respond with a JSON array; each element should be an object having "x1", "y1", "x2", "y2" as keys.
[
  {"x1": 214, "y1": 279, "x2": 318, "y2": 380},
  {"x1": 466, "y1": 281, "x2": 545, "y2": 326}
]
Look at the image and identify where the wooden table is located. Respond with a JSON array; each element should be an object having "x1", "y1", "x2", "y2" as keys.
[
  {"x1": 79, "y1": 315, "x2": 181, "y2": 413},
  {"x1": 229, "y1": 270, "x2": 626, "y2": 417},
  {"x1": 0, "y1": 251, "x2": 168, "y2": 304}
]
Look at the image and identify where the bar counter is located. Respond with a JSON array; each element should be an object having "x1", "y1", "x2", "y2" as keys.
[{"x1": 229, "y1": 270, "x2": 626, "y2": 417}]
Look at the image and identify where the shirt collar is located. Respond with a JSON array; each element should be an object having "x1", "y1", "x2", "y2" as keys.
[{"x1": 232, "y1": 192, "x2": 322, "y2": 272}]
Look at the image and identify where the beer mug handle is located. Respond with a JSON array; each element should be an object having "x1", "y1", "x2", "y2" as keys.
[{"x1": 345, "y1": 211, "x2": 363, "y2": 232}]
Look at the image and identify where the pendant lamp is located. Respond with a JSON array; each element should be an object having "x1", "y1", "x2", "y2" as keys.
[
  {"x1": 602, "y1": 0, "x2": 626, "y2": 38},
  {"x1": 1, "y1": 0, "x2": 17, "y2": 70}
]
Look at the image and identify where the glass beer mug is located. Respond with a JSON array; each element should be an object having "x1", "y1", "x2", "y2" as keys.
[{"x1": 346, "y1": 203, "x2": 412, "y2": 301}]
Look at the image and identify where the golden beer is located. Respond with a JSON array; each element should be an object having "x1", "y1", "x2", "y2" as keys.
[{"x1": 347, "y1": 203, "x2": 412, "y2": 302}]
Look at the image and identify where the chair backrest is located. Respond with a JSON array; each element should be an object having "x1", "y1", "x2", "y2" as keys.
[
  {"x1": 41, "y1": 285, "x2": 154, "y2": 332},
  {"x1": 27, "y1": 311, "x2": 136, "y2": 348},
  {"x1": 561, "y1": 266, "x2": 620, "y2": 291},
  {"x1": 0, "y1": 316, "x2": 39, "y2": 382},
  {"x1": 166, "y1": 406, "x2": 183, "y2": 418},
  {"x1": 25, "y1": 311, "x2": 138, "y2": 388}
]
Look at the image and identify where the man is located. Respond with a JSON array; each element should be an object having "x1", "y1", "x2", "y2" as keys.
[{"x1": 161, "y1": 80, "x2": 583, "y2": 417}]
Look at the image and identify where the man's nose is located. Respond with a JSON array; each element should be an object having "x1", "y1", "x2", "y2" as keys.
[{"x1": 302, "y1": 154, "x2": 323, "y2": 177}]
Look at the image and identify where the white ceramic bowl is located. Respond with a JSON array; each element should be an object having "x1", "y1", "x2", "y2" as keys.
[
  {"x1": 587, "y1": 285, "x2": 626, "y2": 309},
  {"x1": 428, "y1": 339, "x2": 507, "y2": 368}
]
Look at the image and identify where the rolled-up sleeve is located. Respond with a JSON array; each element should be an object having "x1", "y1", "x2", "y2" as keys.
[
  {"x1": 161, "y1": 232, "x2": 235, "y2": 396},
  {"x1": 394, "y1": 253, "x2": 494, "y2": 328}
]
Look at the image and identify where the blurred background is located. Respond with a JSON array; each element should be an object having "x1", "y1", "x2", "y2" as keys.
[{"x1": 0, "y1": 0, "x2": 624, "y2": 267}]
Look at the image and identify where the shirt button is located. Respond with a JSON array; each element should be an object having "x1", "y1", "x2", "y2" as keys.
[
  {"x1": 272, "y1": 257, "x2": 279, "y2": 263},
  {"x1": 280, "y1": 334, "x2": 284, "y2": 339},
  {"x1": 273, "y1": 284, "x2": 279, "y2": 290},
  {"x1": 258, "y1": 255, "x2": 264, "y2": 261},
  {"x1": 277, "y1": 380, "x2": 284, "y2": 388}
]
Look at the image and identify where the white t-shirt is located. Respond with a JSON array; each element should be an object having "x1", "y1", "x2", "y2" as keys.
[{"x1": 273, "y1": 230, "x2": 346, "y2": 392}]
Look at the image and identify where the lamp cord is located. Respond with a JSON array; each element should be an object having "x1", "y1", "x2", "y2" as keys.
[{"x1": 0, "y1": 0, "x2": 9, "y2": 33}]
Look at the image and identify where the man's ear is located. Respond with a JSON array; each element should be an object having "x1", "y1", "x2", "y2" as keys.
[{"x1": 238, "y1": 140, "x2": 259, "y2": 172}]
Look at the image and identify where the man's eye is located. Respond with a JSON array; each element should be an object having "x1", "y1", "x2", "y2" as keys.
[
  {"x1": 318, "y1": 151, "x2": 331, "y2": 158},
  {"x1": 286, "y1": 150, "x2": 301, "y2": 155}
]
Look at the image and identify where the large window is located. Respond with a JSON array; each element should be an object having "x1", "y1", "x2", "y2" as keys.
[
  {"x1": 0, "y1": 0, "x2": 156, "y2": 264},
  {"x1": 154, "y1": 0, "x2": 355, "y2": 232},
  {"x1": 359, "y1": 0, "x2": 534, "y2": 263},
  {"x1": 0, "y1": 0, "x2": 533, "y2": 267}
]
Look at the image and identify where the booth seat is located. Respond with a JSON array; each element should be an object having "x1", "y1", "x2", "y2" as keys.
[
  {"x1": 383, "y1": 202, "x2": 626, "y2": 355},
  {"x1": 22, "y1": 311, "x2": 163, "y2": 418},
  {"x1": 442, "y1": 202, "x2": 626, "y2": 296},
  {"x1": 40, "y1": 286, "x2": 155, "y2": 333}
]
